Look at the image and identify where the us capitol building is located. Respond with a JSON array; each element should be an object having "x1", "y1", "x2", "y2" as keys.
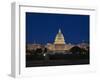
[
  {"x1": 46, "y1": 29, "x2": 73, "y2": 53},
  {"x1": 27, "y1": 29, "x2": 89, "y2": 54}
]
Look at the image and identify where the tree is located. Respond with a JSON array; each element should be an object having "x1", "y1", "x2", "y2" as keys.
[
  {"x1": 31, "y1": 49, "x2": 36, "y2": 55},
  {"x1": 69, "y1": 46, "x2": 82, "y2": 54},
  {"x1": 35, "y1": 48, "x2": 43, "y2": 54},
  {"x1": 43, "y1": 48, "x2": 48, "y2": 53}
]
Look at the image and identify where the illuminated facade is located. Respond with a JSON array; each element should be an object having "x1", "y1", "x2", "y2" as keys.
[
  {"x1": 54, "y1": 29, "x2": 65, "y2": 44},
  {"x1": 46, "y1": 29, "x2": 73, "y2": 53}
]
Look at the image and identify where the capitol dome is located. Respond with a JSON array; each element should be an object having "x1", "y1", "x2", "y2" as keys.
[{"x1": 54, "y1": 29, "x2": 66, "y2": 44}]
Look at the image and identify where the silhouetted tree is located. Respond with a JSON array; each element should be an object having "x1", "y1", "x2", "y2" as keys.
[
  {"x1": 81, "y1": 48, "x2": 88, "y2": 54},
  {"x1": 86, "y1": 46, "x2": 89, "y2": 53},
  {"x1": 43, "y1": 48, "x2": 48, "y2": 53},
  {"x1": 31, "y1": 49, "x2": 36, "y2": 55},
  {"x1": 35, "y1": 48, "x2": 43, "y2": 54},
  {"x1": 69, "y1": 46, "x2": 82, "y2": 54}
]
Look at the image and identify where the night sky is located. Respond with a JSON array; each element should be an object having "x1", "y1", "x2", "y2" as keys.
[{"x1": 26, "y1": 12, "x2": 89, "y2": 44}]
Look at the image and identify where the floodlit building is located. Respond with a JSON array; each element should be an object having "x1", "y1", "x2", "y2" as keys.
[
  {"x1": 26, "y1": 44, "x2": 43, "y2": 50},
  {"x1": 77, "y1": 42, "x2": 89, "y2": 51},
  {"x1": 46, "y1": 29, "x2": 73, "y2": 53}
]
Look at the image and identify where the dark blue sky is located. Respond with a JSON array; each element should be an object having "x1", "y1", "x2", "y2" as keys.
[{"x1": 26, "y1": 12, "x2": 89, "y2": 44}]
